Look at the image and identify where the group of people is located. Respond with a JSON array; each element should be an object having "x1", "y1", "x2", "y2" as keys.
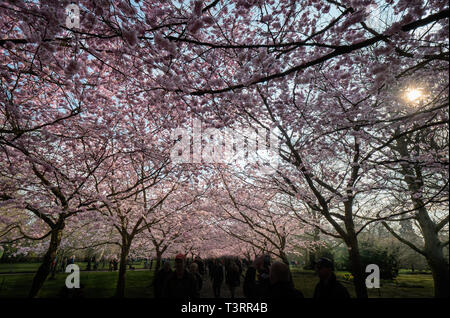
[
  {"x1": 152, "y1": 253, "x2": 350, "y2": 299},
  {"x1": 143, "y1": 259, "x2": 154, "y2": 269},
  {"x1": 243, "y1": 255, "x2": 350, "y2": 299},
  {"x1": 51, "y1": 255, "x2": 121, "y2": 276},
  {"x1": 153, "y1": 254, "x2": 201, "y2": 298},
  {"x1": 208, "y1": 257, "x2": 242, "y2": 298},
  {"x1": 108, "y1": 258, "x2": 119, "y2": 271},
  {"x1": 85, "y1": 257, "x2": 100, "y2": 271},
  {"x1": 49, "y1": 255, "x2": 76, "y2": 278}
]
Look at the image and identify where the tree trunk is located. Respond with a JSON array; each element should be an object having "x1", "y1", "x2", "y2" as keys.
[
  {"x1": 155, "y1": 251, "x2": 162, "y2": 272},
  {"x1": 99, "y1": 248, "x2": 105, "y2": 263},
  {"x1": 115, "y1": 237, "x2": 131, "y2": 298},
  {"x1": 312, "y1": 225, "x2": 320, "y2": 260},
  {"x1": 343, "y1": 199, "x2": 368, "y2": 299},
  {"x1": 306, "y1": 249, "x2": 316, "y2": 270},
  {"x1": 347, "y1": 237, "x2": 368, "y2": 298},
  {"x1": 279, "y1": 251, "x2": 289, "y2": 265},
  {"x1": 28, "y1": 221, "x2": 64, "y2": 298},
  {"x1": 427, "y1": 250, "x2": 449, "y2": 298},
  {"x1": 416, "y1": 207, "x2": 449, "y2": 298},
  {"x1": 395, "y1": 136, "x2": 449, "y2": 297}
]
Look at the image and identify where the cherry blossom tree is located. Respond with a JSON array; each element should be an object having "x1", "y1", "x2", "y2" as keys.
[
  {"x1": 1, "y1": 0, "x2": 448, "y2": 299},
  {"x1": 0, "y1": 105, "x2": 123, "y2": 297},
  {"x1": 207, "y1": 168, "x2": 316, "y2": 265},
  {"x1": 144, "y1": 186, "x2": 207, "y2": 271}
]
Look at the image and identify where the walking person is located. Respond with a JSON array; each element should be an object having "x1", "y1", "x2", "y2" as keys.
[
  {"x1": 190, "y1": 262, "x2": 203, "y2": 293},
  {"x1": 93, "y1": 257, "x2": 99, "y2": 271},
  {"x1": 211, "y1": 259, "x2": 224, "y2": 298},
  {"x1": 153, "y1": 261, "x2": 173, "y2": 298},
  {"x1": 243, "y1": 265, "x2": 257, "y2": 298},
  {"x1": 208, "y1": 259, "x2": 214, "y2": 281},
  {"x1": 194, "y1": 256, "x2": 205, "y2": 277},
  {"x1": 253, "y1": 254, "x2": 271, "y2": 298},
  {"x1": 269, "y1": 262, "x2": 304, "y2": 298},
  {"x1": 313, "y1": 257, "x2": 350, "y2": 299},
  {"x1": 226, "y1": 262, "x2": 241, "y2": 299},
  {"x1": 86, "y1": 257, "x2": 92, "y2": 271},
  {"x1": 162, "y1": 253, "x2": 199, "y2": 299},
  {"x1": 60, "y1": 257, "x2": 67, "y2": 272}
]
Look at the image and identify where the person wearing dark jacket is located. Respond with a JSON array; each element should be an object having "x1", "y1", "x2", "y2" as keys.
[
  {"x1": 190, "y1": 262, "x2": 203, "y2": 292},
  {"x1": 211, "y1": 259, "x2": 224, "y2": 298},
  {"x1": 194, "y1": 256, "x2": 205, "y2": 276},
  {"x1": 162, "y1": 253, "x2": 199, "y2": 299},
  {"x1": 243, "y1": 265, "x2": 257, "y2": 298},
  {"x1": 269, "y1": 262, "x2": 304, "y2": 299},
  {"x1": 153, "y1": 261, "x2": 173, "y2": 298},
  {"x1": 253, "y1": 254, "x2": 271, "y2": 298},
  {"x1": 313, "y1": 257, "x2": 350, "y2": 299},
  {"x1": 226, "y1": 262, "x2": 241, "y2": 298}
]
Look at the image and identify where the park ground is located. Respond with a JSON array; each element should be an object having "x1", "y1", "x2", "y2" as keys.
[{"x1": 0, "y1": 262, "x2": 434, "y2": 298}]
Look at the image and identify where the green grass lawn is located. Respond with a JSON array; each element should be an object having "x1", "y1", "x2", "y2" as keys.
[
  {"x1": 0, "y1": 270, "x2": 155, "y2": 298},
  {"x1": 0, "y1": 262, "x2": 48, "y2": 273},
  {"x1": 0, "y1": 261, "x2": 148, "y2": 273},
  {"x1": 290, "y1": 268, "x2": 434, "y2": 298},
  {"x1": 0, "y1": 264, "x2": 434, "y2": 298}
]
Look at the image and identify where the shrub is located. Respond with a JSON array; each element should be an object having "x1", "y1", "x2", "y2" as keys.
[{"x1": 344, "y1": 242, "x2": 399, "y2": 280}]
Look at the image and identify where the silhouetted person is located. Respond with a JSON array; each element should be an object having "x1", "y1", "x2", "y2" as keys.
[
  {"x1": 153, "y1": 261, "x2": 173, "y2": 298},
  {"x1": 162, "y1": 253, "x2": 199, "y2": 299},
  {"x1": 253, "y1": 254, "x2": 271, "y2": 298},
  {"x1": 189, "y1": 262, "x2": 203, "y2": 293},
  {"x1": 313, "y1": 257, "x2": 350, "y2": 299},
  {"x1": 208, "y1": 259, "x2": 215, "y2": 280},
  {"x1": 60, "y1": 257, "x2": 67, "y2": 272},
  {"x1": 243, "y1": 265, "x2": 257, "y2": 298},
  {"x1": 194, "y1": 256, "x2": 205, "y2": 276},
  {"x1": 226, "y1": 262, "x2": 241, "y2": 299},
  {"x1": 211, "y1": 259, "x2": 224, "y2": 298},
  {"x1": 235, "y1": 258, "x2": 243, "y2": 276},
  {"x1": 269, "y1": 262, "x2": 304, "y2": 299}
]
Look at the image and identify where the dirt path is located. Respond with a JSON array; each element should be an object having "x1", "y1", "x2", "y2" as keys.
[{"x1": 200, "y1": 273, "x2": 245, "y2": 299}]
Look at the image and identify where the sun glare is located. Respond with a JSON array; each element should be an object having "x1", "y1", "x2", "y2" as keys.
[{"x1": 404, "y1": 87, "x2": 424, "y2": 103}]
